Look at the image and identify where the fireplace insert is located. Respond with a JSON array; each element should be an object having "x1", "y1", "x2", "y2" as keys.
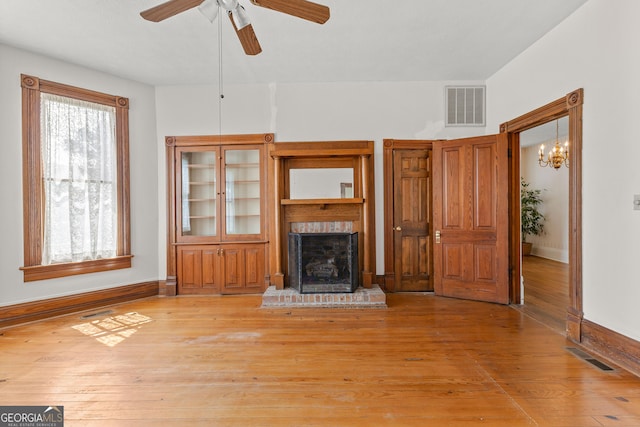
[{"x1": 288, "y1": 232, "x2": 358, "y2": 293}]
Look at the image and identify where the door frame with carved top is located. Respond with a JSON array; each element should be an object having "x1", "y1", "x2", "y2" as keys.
[{"x1": 500, "y1": 89, "x2": 583, "y2": 342}]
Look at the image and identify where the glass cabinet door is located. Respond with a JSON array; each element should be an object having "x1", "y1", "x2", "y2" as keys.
[
  {"x1": 223, "y1": 147, "x2": 262, "y2": 238},
  {"x1": 178, "y1": 148, "x2": 218, "y2": 239}
]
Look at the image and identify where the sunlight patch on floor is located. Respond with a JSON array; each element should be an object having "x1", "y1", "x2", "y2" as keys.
[{"x1": 71, "y1": 312, "x2": 152, "y2": 347}]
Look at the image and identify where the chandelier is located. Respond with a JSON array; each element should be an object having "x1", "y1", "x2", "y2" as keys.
[{"x1": 538, "y1": 119, "x2": 568, "y2": 169}]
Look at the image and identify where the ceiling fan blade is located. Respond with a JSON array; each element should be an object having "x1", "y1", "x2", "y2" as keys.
[
  {"x1": 140, "y1": 0, "x2": 205, "y2": 22},
  {"x1": 250, "y1": 0, "x2": 329, "y2": 24},
  {"x1": 228, "y1": 12, "x2": 262, "y2": 55}
]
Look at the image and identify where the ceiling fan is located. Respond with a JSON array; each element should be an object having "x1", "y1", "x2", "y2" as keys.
[{"x1": 140, "y1": 0, "x2": 330, "y2": 56}]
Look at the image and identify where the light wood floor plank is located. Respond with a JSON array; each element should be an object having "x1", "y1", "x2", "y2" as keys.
[
  {"x1": 517, "y1": 255, "x2": 570, "y2": 333},
  {"x1": 1, "y1": 294, "x2": 639, "y2": 426}
]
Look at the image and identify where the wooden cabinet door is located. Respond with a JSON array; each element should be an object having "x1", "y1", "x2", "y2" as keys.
[
  {"x1": 201, "y1": 247, "x2": 221, "y2": 292},
  {"x1": 432, "y1": 134, "x2": 509, "y2": 304},
  {"x1": 177, "y1": 246, "x2": 221, "y2": 295},
  {"x1": 177, "y1": 247, "x2": 202, "y2": 291},
  {"x1": 175, "y1": 147, "x2": 220, "y2": 244},
  {"x1": 220, "y1": 145, "x2": 265, "y2": 242},
  {"x1": 221, "y1": 244, "x2": 266, "y2": 294}
]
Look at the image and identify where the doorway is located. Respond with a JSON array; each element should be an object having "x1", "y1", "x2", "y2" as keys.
[
  {"x1": 502, "y1": 88, "x2": 584, "y2": 341},
  {"x1": 382, "y1": 134, "x2": 510, "y2": 304},
  {"x1": 517, "y1": 117, "x2": 570, "y2": 333},
  {"x1": 381, "y1": 89, "x2": 583, "y2": 341},
  {"x1": 382, "y1": 140, "x2": 433, "y2": 292}
]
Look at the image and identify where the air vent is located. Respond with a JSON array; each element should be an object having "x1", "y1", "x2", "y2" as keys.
[
  {"x1": 81, "y1": 310, "x2": 113, "y2": 319},
  {"x1": 566, "y1": 347, "x2": 615, "y2": 371},
  {"x1": 445, "y1": 86, "x2": 485, "y2": 127}
]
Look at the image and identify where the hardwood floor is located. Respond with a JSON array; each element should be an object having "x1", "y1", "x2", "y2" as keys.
[
  {"x1": 516, "y1": 255, "x2": 570, "y2": 334},
  {"x1": 2, "y1": 294, "x2": 640, "y2": 426}
]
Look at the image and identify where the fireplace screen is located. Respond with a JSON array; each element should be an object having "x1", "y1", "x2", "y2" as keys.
[{"x1": 288, "y1": 232, "x2": 358, "y2": 293}]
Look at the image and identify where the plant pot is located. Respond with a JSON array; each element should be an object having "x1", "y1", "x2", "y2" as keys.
[{"x1": 522, "y1": 241, "x2": 533, "y2": 256}]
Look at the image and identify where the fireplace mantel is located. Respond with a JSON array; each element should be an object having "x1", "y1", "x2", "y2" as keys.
[{"x1": 267, "y1": 141, "x2": 376, "y2": 290}]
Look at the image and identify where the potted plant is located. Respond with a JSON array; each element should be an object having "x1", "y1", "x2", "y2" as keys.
[{"x1": 521, "y1": 178, "x2": 545, "y2": 256}]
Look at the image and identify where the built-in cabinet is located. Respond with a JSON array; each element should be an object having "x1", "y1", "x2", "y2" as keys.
[{"x1": 165, "y1": 134, "x2": 273, "y2": 295}]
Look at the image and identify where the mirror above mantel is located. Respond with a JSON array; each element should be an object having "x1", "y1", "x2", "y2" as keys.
[
  {"x1": 289, "y1": 167, "x2": 354, "y2": 199},
  {"x1": 282, "y1": 155, "x2": 361, "y2": 202}
]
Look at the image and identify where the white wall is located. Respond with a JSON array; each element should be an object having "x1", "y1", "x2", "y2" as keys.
[
  {"x1": 0, "y1": 44, "x2": 159, "y2": 306},
  {"x1": 521, "y1": 144, "x2": 569, "y2": 263},
  {"x1": 486, "y1": 0, "x2": 640, "y2": 341},
  {"x1": 155, "y1": 80, "x2": 486, "y2": 278}
]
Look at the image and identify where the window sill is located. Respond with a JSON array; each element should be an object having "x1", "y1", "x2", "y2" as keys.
[{"x1": 20, "y1": 255, "x2": 133, "y2": 282}]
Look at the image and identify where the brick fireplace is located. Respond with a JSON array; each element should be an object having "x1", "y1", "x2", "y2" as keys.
[{"x1": 266, "y1": 140, "x2": 377, "y2": 292}]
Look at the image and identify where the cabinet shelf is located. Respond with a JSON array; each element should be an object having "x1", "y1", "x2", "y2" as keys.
[
  {"x1": 226, "y1": 163, "x2": 259, "y2": 168},
  {"x1": 227, "y1": 180, "x2": 259, "y2": 185},
  {"x1": 188, "y1": 164, "x2": 215, "y2": 169}
]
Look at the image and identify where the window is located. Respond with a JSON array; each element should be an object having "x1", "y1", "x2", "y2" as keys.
[{"x1": 20, "y1": 74, "x2": 131, "y2": 281}]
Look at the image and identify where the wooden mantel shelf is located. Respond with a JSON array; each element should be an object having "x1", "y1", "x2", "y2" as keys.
[
  {"x1": 280, "y1": 198, "x2": 364, "y2": 206},
  {"x1": 270, "y1": 141, "x2": 373, "y2": 158}
]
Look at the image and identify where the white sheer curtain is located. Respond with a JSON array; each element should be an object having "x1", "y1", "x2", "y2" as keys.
[
  {"x1": 181, "y1": 153, "x2": 191, "y2": 233},
  {"x1": 41, "y1": 93, "x2": 117, "y2": 264}
]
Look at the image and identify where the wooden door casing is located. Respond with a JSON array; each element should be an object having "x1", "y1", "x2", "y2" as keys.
[
  {"x1": 392, "y1": 149, "x2": 433, "y2": 291},
  {"x1": 432, "y1": 134, "x2": 509, "y2": 304}
]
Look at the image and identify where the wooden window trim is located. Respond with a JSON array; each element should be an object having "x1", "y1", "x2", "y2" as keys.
[{"x1": 20, "y1": 74, "x2": 132, "y2": 282}]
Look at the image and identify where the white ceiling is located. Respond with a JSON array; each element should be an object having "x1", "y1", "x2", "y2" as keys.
[{"x1": 0, "y1": 0, "x2": 588, "y2": 86}]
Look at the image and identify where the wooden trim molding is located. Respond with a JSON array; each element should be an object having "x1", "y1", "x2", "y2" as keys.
[
  {"x1": 581, "y1": 319, "x2": 640, "y2": 378},
  {"x1": 20, "y1": 256, "x2": 133, "y2": 282},
  {"x1": 500, "y1": 88, "x2": 584, "y2": 342},
  {"x1": 267, "y1": 140, "x2": 376, "y2": 289},
  {"x1": 20, "y1": 74, "x2": 131, "y2": 281},
  {"x1": 0, "y1": 281, "x2": 159, "y2": 329}
]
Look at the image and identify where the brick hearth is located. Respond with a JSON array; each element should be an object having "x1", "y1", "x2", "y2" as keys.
[{"x1": 260, "y1": 285, "x2": 387, "y2": 309}]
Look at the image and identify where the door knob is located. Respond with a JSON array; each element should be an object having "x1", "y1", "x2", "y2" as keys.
[{"x1": 394, "y1": 226, "x2": 402, "y2": 231}]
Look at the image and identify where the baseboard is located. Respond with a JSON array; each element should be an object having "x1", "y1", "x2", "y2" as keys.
[
  {"x1": 0, "y1": 281, "x2": 159, "y2": 329},
  {"x1": 530, "y1": 246, "x2": 568, "y2": 263},
  {"x1": 581, "y1": 318, "x2": 640, "y2": 377}
]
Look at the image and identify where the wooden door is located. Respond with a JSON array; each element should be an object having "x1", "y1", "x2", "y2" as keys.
[
  {"x1": 432, "y1": 134, "x2": 509, "y2": 304},
  {"x1": 392, "y1": 150, "x2": 433, "y2": 291}
]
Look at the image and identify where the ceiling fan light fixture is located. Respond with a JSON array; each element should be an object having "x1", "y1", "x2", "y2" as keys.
[
  {"x1": 197, "y1": 0, "x2": 219, "y2": 22},
  {"x1": 230, "y1": 5, "x2": 251, "y2": 30}
]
